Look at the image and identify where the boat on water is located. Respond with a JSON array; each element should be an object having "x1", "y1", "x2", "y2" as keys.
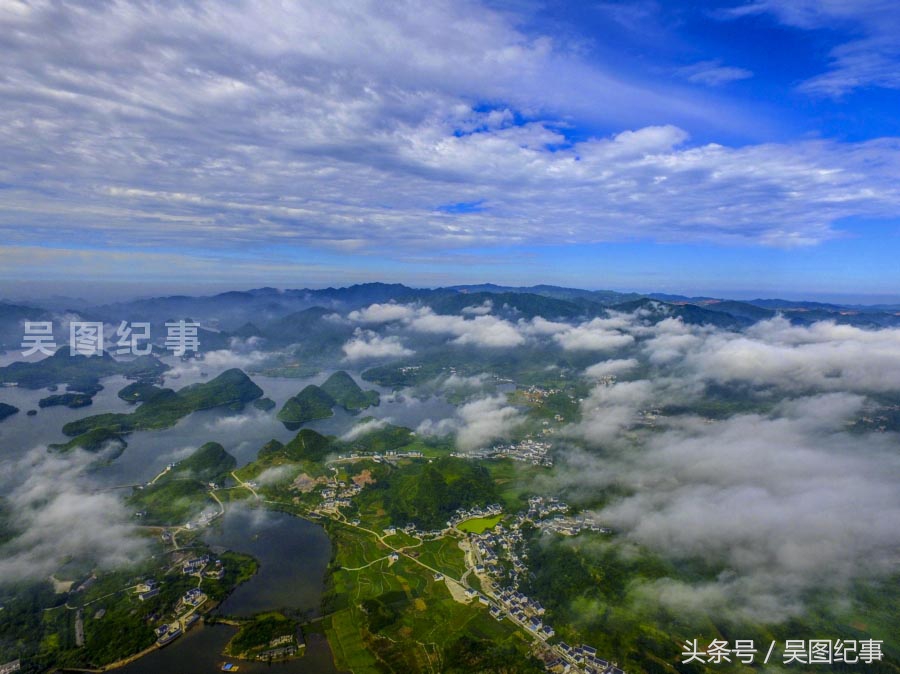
[
  {"x1": 221, "y1": 664, "x2": 239, "y2": 672},
  {"x1": 156, "y1": 626, "x2": 182, "y2": 647}
]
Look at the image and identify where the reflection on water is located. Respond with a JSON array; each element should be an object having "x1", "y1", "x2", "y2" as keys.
[
  {"x1": 0, "y1": 356, "x2": 463, "y2": 674},
  {"x1": 115, "y1": 622, "x2": 338, "y2": 674},
  {"x1": 205, "y1": 507, "x2": 332, "y2": 619},
  {"x1": 117, "y1": 507, "x2": 337, "y2": 673}
]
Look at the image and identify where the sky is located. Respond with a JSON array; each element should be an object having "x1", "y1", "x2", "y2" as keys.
[{"x1": 1, "y1": 0, "x2": 899, "y2": 301}]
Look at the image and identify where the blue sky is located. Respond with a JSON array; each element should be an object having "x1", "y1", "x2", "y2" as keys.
[{"x1": 1, "y1": 0, "x2": 899, "y2": 301}]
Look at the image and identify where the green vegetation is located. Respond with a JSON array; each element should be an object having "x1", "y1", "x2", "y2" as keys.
[
  {"x1": 253, "y1": 396, "x2": 276, "y2": 411},
  {"x1": 49, "y1": 428, "x2": 127, "y2": 454},
  {"x1": 321, "y1": 370, "x2": 380, "y2": 411},
  {"x1": 360, "y1": 457, "x2": 498, "y2": 530},
  {"x1": 276, "y1": 384, "x2": 335, "y2": 429},
  {"x1": 117, "y1": 381, "x2": 164, "y2": 403},
  {"x1": 322, "y1": 521, "x2": 536, "y2": 674},
  {"x1": 0, "y1": 401, "x2": 19, "y2": 422},
  {"x1": 226, "y1": 612, "x2": 297, "y2": 658},
  {"x1": 0, "y1": 348, "x2": 168, "y2": 390},
  {"x1": 457, "y1": 515, "x2": 502, "y2": 534},
  {"x1": 171, "y1": 441, "x2": 237, "y2": 482},
  {"x1": 38, "y1": 392, "x2": 92, "y2": 409},
  {"x1": 62, "y1": 368, "x2": 263, "y2": 436},
  {"x1": 337, "y1": 420, "x2": 417, "y2": 454},
  {"x1": 282, "y1": 428, "x2": 332, "y2": 463},
  {"x1": 442, "y1": 636, "x2": 544, "y2": 674},
  {"x1": 128, "y1": 479, "x2": 214, "y2": 525},
  {"x1": 127, "y1": 442, "x2": 236, "y2": 524},
  {"x1": 0, "y1": 547, "x2": 258, "y2": 672}
]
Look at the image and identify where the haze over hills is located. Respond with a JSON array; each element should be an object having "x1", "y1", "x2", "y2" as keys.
[{"x1": 3, "y1": 282, "x2": 900, "y2": 353}]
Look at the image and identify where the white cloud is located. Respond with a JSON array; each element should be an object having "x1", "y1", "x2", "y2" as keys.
[
  {"x1": 584, "y1": 358, "x2": 639, "y2": 378},
  {"x1": 348, "y1": 302, "x2": 418, "y2": 323},
  {"x1": 0, "y1": 446, "x2": 149, "y2": 582},
  {"x1": 685, "y1": 316, "x2": 900, "y2": 392},
  {"x1": 342, "y1": 328, "x2": 414, "y2": 361},
  {"x1": 573, "y1": 394, "x2": 900, "y2": 621},
  {"x1": 461, "y1": 300, "x2": 493, "y2": 315},
  {"x1": 1, "y1": 0, "x2": 899, "y2": 270},
  {"x1": 553, "y1": 318, "x2": 634, "y2": 351},
  {"x1": 417, "y1": 394, "x2": 524, "y2": 451},
  {"x1": 408, "y1": 308, "x2": 525, "y2": 347},
  {"x1": 341, "y1": 417, "x2": 391, "y2": 441},
  {"x1": 726, "y1": 0, "x2": 900, "y2": 96},
  {"x1": 679, "y1": 60, "x2": 753, "y2": 86}
]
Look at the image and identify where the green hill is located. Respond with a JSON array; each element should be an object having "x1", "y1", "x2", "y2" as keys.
[
  {"x1": 0, "y1": 402, "x2": 19, "y2": 423},
  {"x1": 338, "y1": 420, "x2": 415, "y2": 454},
  {"x1": 276, "y1": 384, "x2": 335, "y2": 429},
  {"x1": 117, "y1": 381, "x2": 166, "y2": 403},
  {"x1": 321, "y1": 371, "x2": 380, "y2": 411},
  {"x1": 170, "y1": 441, "x2": 236, "y2": 482},
  {"x1": 128, "y1": 442, "x2": 236, "y2": 525},
  {"x1": 62, "y1": 368, "x2": 263, "y2": 436},
  {"x1": 38, "y1": 392, "x2": 92, "y2": 409},
  {"x1": 0, "y1": 347, "x2": 168, "y2": 391},
  {"x1": 49, "y1": 428, "x2": 127, "y2": 454},
  {"x1": 362, "y1": 457, "x2": 498, "y2": 530},
  {"x1": 283, "y1": 428, "x2": 333, "y2": 462}
]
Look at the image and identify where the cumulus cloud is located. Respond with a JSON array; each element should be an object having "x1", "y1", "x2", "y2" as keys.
[
  {"x1": 341, "y1": 417, "x2": 391, "y2": 441},
  {"x1": 2, "y1": 0, "x2": 900, "y2": 280},
  {"x1": 570, "y1": 393, "x2": 900, "y2": 621},
  {"x1": 461, "y1": 300, "x2": 493, "y2": 315},
  {"x1": 408, "y1": 308, "x2": 525, "y2": 347},
  {"x1": 255, "y1": 464, "x2": 295, "y2": 486},
  {"x1": 684, "y1": 316, "x2": 900, "y2": 392},
  {"x1": 584, "y1": 358, "x2": 640, "y2": 378},
  {"x1": 417, "y1": 394, "x2": 524, "y2": 451},
  {"x1": 348, "y1": 302, "x2": 418, "y2": 324},
  {"x1": 0, "y1": 446, "x2": 149, "y2": 582},
  {"x1": 543, "y1": 311, "x2": 900, "y2": 622},
  {"x1": 455, "y1": 395, "x2": 525, "y2": 451},
  {"x1": 342, "y1": 328, "x2": 414, "y2": 361},
  {"x1": 553, "y1": 318, "x2": 635, "y2": 352},
  {"x1": 568, "y1": 380, "x2": 655, "y2": 445}
]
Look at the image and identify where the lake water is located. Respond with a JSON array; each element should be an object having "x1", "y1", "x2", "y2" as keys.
[
  {"x1": 0, "y1": 356, "x2": 458, "y2": 673},
  {"x1": 115, "y1": 622, "x2": 339, "y2": 674},
  {"x1": 205, "y1": 507, "x2": 332, "y2": 619},
  {"x1": 115, "y1": 506, "x2": 338, "y2": 673}
]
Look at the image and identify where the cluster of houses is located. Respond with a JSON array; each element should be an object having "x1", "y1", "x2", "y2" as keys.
[
  {"x1": 551, "y1": 643, "x2": 625, "y2": 674},
  {"x1": 182, "y1": 554, "x2": 211, "y2": 575},
  {"x1": 318, "y1": 479, "x2": 364, "y2": 512},
  {"x1": 179, "y1": 588, "x2": 206, "y2": 611},
  {"x1": 526, "y1": 496, "x2": 569, "y2": 520},
  {"x1": 456, "y1": 500, "x2": 622, "y2": 674},
  {"x1": 521, "y1": 385, "x2": 562, "y2": 403},
  {"x1": 184, "y1": 506, "x2": 223, "y2": 530},
  {"x1": 446, "y1": 503, "x2": 503, "y2": 528},
  {"x1": 332, "y1": 449, "x2": 424, "y2": 464},
  {"x1": 456, "y1": 437, "x2": 554, "y2": 466},
  {"x1": 255, "y1": 634, "x2": 304, "y2": 661},
  {"x1": 136, "y1": 578, "x2": 161, "y2": 601},
  {"x1": 635, "y1": 408, "x2": 663, "y2": 427},
  {"x1": 537, "y1": 515, "x2": 611, "y2": 537}
]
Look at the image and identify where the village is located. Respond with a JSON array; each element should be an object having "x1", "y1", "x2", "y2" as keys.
[{"x1": 305, "y1": 459, "x2": 623, "y2": 674}]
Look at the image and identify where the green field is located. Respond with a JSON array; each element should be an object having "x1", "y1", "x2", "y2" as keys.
[{"x1": 457, "y1": 515, "x2": 502, "y2": 534}]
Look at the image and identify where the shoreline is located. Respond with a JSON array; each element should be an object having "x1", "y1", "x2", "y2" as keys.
[{"x1": 58, "y1": 508, "x2": 333, "y2": 673}]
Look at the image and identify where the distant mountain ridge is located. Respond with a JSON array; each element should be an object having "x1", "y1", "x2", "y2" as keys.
[{"x1": 3, "y1": 283, "x2": 900, "y2": 353}]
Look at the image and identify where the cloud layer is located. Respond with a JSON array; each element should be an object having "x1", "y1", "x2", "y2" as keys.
[{"x1": 2, "y1": 0, "x2": 900, "y2": 269}]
